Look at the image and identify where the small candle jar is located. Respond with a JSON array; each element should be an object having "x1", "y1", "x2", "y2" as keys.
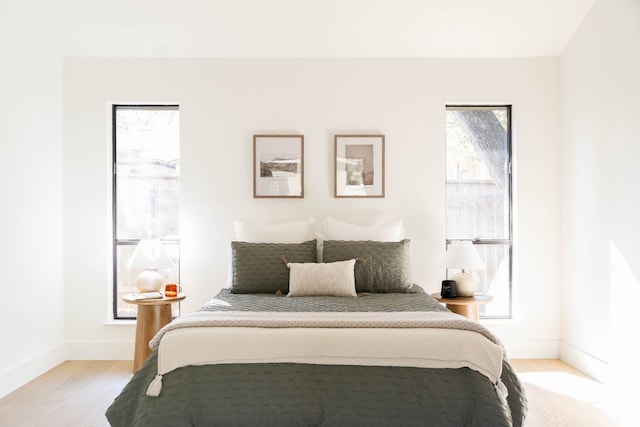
[{"x1": 164, "y1": 283, "x2": 180, "y2": 298}]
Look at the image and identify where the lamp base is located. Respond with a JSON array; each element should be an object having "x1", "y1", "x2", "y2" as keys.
[
  {"x1": 451, "y1": 271, "x2": 477, "y2": 297},
  {"x1": 136, "y1": 269, "x2": 163, "y2": 293}
]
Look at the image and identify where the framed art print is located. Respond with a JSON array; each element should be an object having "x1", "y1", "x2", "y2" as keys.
[
  {"x1": 253, "y1": 134, "x2": 304, "y2": 198},
  {"x1": 334, "y1": 134, "x2": 385, "y2": 198}
]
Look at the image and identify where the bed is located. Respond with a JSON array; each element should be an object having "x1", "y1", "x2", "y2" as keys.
[{"x1": 106, "y1": 230, "x2": 527, "y2": 426}]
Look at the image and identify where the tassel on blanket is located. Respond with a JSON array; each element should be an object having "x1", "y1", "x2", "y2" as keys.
[
  {"x1": 146, "y1": 375, "x2": 163, "y2": 397},
  {"x1": 494, "y1": 380, "x2": 509, "y2": 406}
]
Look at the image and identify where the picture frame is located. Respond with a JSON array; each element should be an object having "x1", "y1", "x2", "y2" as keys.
[
  {"x1": 253, "y1": 134, "x2": 304, "y2": 198},
  {"x1": 334, "y1": 134, "x2": 385, "y2": 198}
]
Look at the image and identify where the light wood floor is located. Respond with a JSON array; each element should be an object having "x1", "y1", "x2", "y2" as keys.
[
  {"x1": 0, "y1": 359, "x2": 624, "y2": 426},
  {"x1": 0, "y1": 361, "x2": 132, "y2": 427},
  {"x1": 509, "y1": 359, "x2": 626, "y2": 426}
]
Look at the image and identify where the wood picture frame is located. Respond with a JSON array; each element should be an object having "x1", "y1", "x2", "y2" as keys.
[
  {"x1": 334, "y1": 134, "x2": 385, "y2": 198},
  {"x1": 253, "y1": 134, "x2": 304, "y2": 198}
]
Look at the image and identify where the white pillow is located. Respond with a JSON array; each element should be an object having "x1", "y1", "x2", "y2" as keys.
[
  {"x1": 233, "y1": 218, "x2": 315, "y2": 243},
  {"x1": 321, "y1": 216, "x2": 404, "y2": 241},
  {"x1": 287, "y1": 259, "x2": 357, "y2": 297}
]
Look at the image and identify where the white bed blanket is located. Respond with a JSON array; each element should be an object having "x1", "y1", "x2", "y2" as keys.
[{"x1": 146, "y1": 311, "x2": 506, "y2": 400}]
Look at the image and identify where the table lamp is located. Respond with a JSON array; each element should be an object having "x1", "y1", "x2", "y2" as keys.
[
  {"x1": 128, "y1": 239, "x2": 174, "y2": 292},
  {"x1": 439, "y1": 240, "x2": 486, "y2": 297}
]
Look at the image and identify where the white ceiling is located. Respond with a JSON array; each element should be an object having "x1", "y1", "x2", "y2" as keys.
[{"x1": 6, "y1": 0, "x2": 597, "y2": 58}]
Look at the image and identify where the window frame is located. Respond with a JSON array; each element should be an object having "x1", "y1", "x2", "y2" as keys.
[
  {"x1": 112, "y1": 104, "x2": 180, "y2": 320},
  {"x1": 445, "y1": 104, "x2": 513, "y2": 319}
]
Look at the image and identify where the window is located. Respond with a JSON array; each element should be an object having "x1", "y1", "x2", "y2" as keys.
[
  {"x1": 445, "y1": 105, "x2": 512, "y2": 318},
  {"x1": 113, "y1": 105, "x2": 180, "y2": 319}
]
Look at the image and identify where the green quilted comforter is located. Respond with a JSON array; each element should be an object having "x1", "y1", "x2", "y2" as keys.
[{"x1": 106, "y1": 286, "x2": 527, "y2": 426}]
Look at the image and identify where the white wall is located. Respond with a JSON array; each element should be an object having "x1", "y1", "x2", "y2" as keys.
[
  {"x1": 0, "y1": 4, "x2": 66, "y2": 398},
  {"x1": 0, "y1": 0, "x2": 568, "y2": 398},
  {"x1": 560, "y1": 0, "x2": 640, "y2": 391},
  {"x1": 63, "y1": 57, "x2": 562, "y2": 360}
]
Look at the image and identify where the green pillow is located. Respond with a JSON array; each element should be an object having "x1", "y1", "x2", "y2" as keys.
[
  {"x1": 231, "y1": 240, "x2": 317, "y2": 294},
  {"x1": 322, "y1": 240, "x2": 413, "y2": 293}
]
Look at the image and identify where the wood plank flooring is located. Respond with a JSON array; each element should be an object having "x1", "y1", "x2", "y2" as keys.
[
  {"x1": 509, "y1": 359, "x2": 626, "y2": 426},
  {"x1": 0, "y1": 361, "x2": 131, "y2": 427},
  {"x1": 0, "y1": 359, "x2": 624, "y2": 426}
]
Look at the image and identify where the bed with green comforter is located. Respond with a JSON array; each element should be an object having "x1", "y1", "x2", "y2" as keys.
[{"x1": 106, "y1": 286, "x2": 527, "y2": 426}]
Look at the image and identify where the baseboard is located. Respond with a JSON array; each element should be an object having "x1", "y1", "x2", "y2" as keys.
[
  {"x1": 0, "y1": 343, "x2": 66, "y2": 399},
  {"x1": 65, "y1": 341, "x2": 134, "y2": 360},
  {"x1": 501, "y1": 340, "x2": 560, "y2": 359},
  {"x1": 560, "y1": 341, "x2": 610, "y2": 383}
]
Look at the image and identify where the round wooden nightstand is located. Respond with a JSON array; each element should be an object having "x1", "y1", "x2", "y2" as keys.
[
  {"x1": 431, "y1": 293, "x2": 492, "y2": 321},
  {"x1": 123, "y1": 293, "x2": 186, "y2": 372}
]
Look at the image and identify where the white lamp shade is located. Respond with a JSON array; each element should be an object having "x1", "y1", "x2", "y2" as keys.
[
  {"x1": 438, "y1": 240, "x2": 485, "y2": 270},
  {"x1": 128, "y1": 239, "x2": 174, "y2": 269}
]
